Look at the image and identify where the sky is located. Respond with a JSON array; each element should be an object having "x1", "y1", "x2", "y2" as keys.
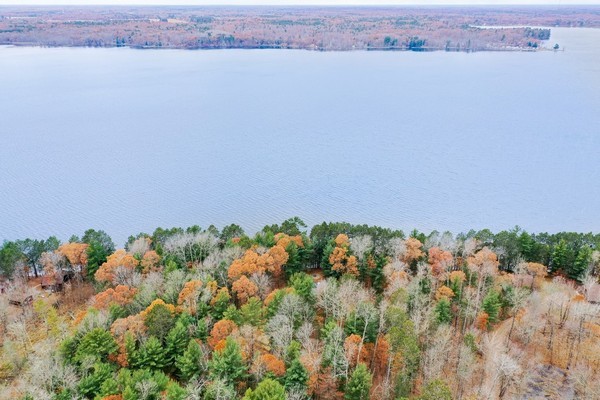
[{"x1": 1, "y1": 0, "x2": 599, "y2": 5}]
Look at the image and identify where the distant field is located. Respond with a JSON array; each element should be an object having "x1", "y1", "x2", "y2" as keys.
[{"x1": 0, "y1": 6, "x2": 599, "y2": 51}]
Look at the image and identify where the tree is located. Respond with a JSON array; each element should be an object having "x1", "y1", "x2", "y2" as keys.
[
  {"x1": 0, "y1": 241, "x2": 23, "y2": 278},
  {"x1": 176, "y1": 339, "x2": 205, "y2": 382},
  {"x1": 86, "y1": 241, "x2": 109, "y2": 280},
  {"x1": 166, "y1": 321, "x2": 190, "y2": 368},
  {"x1": 482, "y1": 290, "x2": 501, "y2": 324},
  {"x1": 290, "y1": 272, "x2": 315, "y2": 303},
  {"x1": 82, "y1": 229, "x2": 115, "y2": 254},
  {"x1": 551, "y1": 239, "x2": 569, "y2": 273},
  {"x1": 434, "y1": 297, "x2": 452, "y2": 325},
  {"x1": 138, "y1": 336, "x2": 167, "y2": 370},
  {"x1": 243, "y1": 378, "x2": 286, "y2": 400},
  {"x1": 77, "y1": 362, "x2": 114, "y2": 399},
  {"x1": 208, "y1": 337, "x2": 247, "y2": 386},
  {"x1": 75, "y1": 328, "x2": 118, "y2": 363},
  {"x1": 220, "y1": 223, "x2": 245, "y2": 243},
  {"x1": 232, "y1": 275, "x2": 259, "y2": 305},
  {"x1": 142, "y1": 299, "x2": 176, "y2": 341},
  {"x1": 326, "y1": 234, "x2": 358, "y2": 276},
  {"x1": 284, "y1": 358, "x2": 309, "y2": 393},
  {"x1": 344, "y1": 363, "x2": 372, "y2": 400},
  {"x1": 571, "y1": 246, "x2": 592, "y2": 282},
  {"x1": 418, "y1": 379, "x2": 452, "y2": 400},
  {"x1": 165, "y1": 381, "x2": 188, "y2": 400}
]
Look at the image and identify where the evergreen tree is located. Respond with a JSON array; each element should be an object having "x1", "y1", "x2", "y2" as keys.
[
  {"x1": 165, "y1": 381, "x2": 188, "y2": 400},
  {"x1": 166, "y1": 322, "x2": 190, "y2": 368},
  {"x1": 283, "y1": 358, "x2": 309, "y2": 393},
  {"x1": 77, "y1": 362, "x2": 113, "y2": 399},
  {"x1": 344, "y1": 363, "x2": 372, "y2": 400},
  {"x1": 75, "y1": 328, "x2": 118, "y2": 363},
  {"x1": 551, "y1": 239, "x2": 569, "y2": 273},
  {"x1": 138, "y1": 336, "x2": 167, "y2": 371},
  {"x1": 240, "y1": 297, "x2": 264, "y2": 326},
  {"x1": 289, "y1": 272, "x2": 315, "y2": 303},
  {"x1": 571, "y1": 246, "x2": 592, "y2": 282},
  {"x1": 176, "y1": 339, "x2": 204, "y2": 382},
  {"x1": 243, "y1": 378, "x2": 286, "y2": 400},
  {"x1": 208, "y1": 337, "x2": 247, "y2": 386},
  {"x1": 284, "y1": 242, "x2": 304, "y2": 278},
  {"x1": 124, "y1": 332, "x2": 139, "y2": 369},
  {"x1": 434, "y1": 298, "x2": 452, "y2": 325},
  {"x1": 211, "y1": 289, "x2": 231, "y2": 320},
  {"x1": 482, "y1": 290, "x2": 502, "y2": 324}
]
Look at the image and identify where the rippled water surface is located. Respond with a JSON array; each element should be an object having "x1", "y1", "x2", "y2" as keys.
[{"x1": 1, "y1": 28, "x2": 599, "y2": 244}]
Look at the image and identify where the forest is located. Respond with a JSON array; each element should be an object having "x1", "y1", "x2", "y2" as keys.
[
  {"x1": 1, "y1": 6, "x2": 599, "y2": 51},
  {"x1": 1, "y1": 218, "x2": 600, "y2": 399}
]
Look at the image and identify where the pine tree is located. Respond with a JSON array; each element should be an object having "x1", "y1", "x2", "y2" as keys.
[
  {"x1": 344, "y1": 363, "x2": 372, "y2": 400},
  {"x1": 289, "y1": 272, "x2": 315, "y2": 303},
  {"x1": 166, "y1": 322, "x2": 190, "y2": 368},
  {"x1": 75, "y1": 327, "x2": 118, "y2": 363},
  {"x1": 208, "y1": 336, "x2": 247, "y2": 386},
  {"x1": 176, "y1": 339, "x2": 204, "y2": 382},
  {"x1": 243, "y1": 378, "x2": 286, "y2": 400},
  {"x1": 124, "y1": 332, "x2": 139, "y2": 369},
  {"x1": 77, "y1": 362, "x2": 114, "y2": 398},
  {"x1": 571, "y1": 246, "x2": 592, "y2": 282},
  {"x1": 240, "y1": 297, "x2": 264, "y2": 326},
  {"x1": 482, "y1": 290, "x2": 501, "y2": 324},
  {"x1": 283, "y1": 358, "x2": 309, "y2": 393},
  {"x1": 434, "y1": 297, "x2": 452, "y2": 325},
  {"x1": 138, "y1": 336, "x2": 167, "y2": 371},
  {"x1": 165, "y1": 381, "x2": 188, "y2": 400}
]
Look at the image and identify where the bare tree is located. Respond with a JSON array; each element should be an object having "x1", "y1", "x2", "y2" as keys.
[{"x1": 350, "y1": 235, "x2": 373, "y2": 263}]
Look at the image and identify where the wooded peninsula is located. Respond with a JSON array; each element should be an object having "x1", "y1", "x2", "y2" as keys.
[
  {"x1": 1, "y1": 219, "x2": 600, "y2": 399},
  {"x1": 1, "y1": 6, "x2": 599, "y2": 51}
]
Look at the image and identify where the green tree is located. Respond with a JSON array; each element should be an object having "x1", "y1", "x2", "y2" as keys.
[
  {"x1": 208, "y1": 337, "x2": 247, "y2": 386},
  {"x1": 86, "y1": 240, "x2": 109, "y2": 281},
  {"x1": 551, "y1": 239, "x2": 570, "y2": 273},
  {"x1": 571, "y1": 246, "x2": 592, "y2": 282},
  {"x1": 240, "y1": 297, "x2": 264, "y2": 326},
  {"x1": 243, "y1": 378, "x2": 286, "y2": 400},
  {"x1": 166, "y1": 322, "x2": 190, "y2": 368},
  {"x1": 77, "y1": 362, "x2": 113, "y2": 399},
  {"x1": 434, "y1": 298, "x2": 452, "y2": 325},
  {"x1": 284, "y1": 242, "x2": 305, "y2": 278},
  {"x1": 176, "y1": 339, "x2": 205, "y2": 382},
  {"x1": 386, "y1": 307, "x2": 420, "y2": 397},
  {"x1": 0, "y1": 241, "x2": 23, "y2": 278},
  {"x1": 138, "y1": 336, "x2": 167, "y2": 370},
  {"x1": 284, "y1": 358, "x2": 309, "y2": 393},
  {"x1": 289, "y1": 272, "x2": 314, "y2": 303},
  {"x1": 344, "y1": 363, "x2": 372, "y2": 400},
  {"x1": 220, "y1": 223, "x2": 245, "y2": 243},
  {"x1": 75, "y1": 328, "x2": 118, "y2": 363},
  {"x1": 165, "y1": 381, "x2": 188, "y2": 400},
  {"x1": 418, "y1": 379, "x2": 452, "y2": 400},
  {"x1": 482, "y1": 290, "x2": 502, "y2": 324},
  {"x1": 144, "y1": 302, "x2": 176, "y2": 340},
  {"x1": 82, "y1": 229, "x2": 115, "y2": 254}
]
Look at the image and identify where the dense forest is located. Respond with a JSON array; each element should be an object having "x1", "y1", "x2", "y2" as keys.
[
  {"x1": 1, "y1": 218, "x2": 600, "y2": 399},
  {"x1": 1, "y1": 6, "x2": 598, "y2": 51}
]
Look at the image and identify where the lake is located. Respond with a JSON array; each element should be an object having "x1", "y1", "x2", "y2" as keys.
[{"x1": 1, "y1": 27, "x2": 599, "y2": 245}]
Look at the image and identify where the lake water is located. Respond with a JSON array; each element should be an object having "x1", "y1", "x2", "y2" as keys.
[{"x1": 1, "y1": 28, "x2": 599, "y2": 245}]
